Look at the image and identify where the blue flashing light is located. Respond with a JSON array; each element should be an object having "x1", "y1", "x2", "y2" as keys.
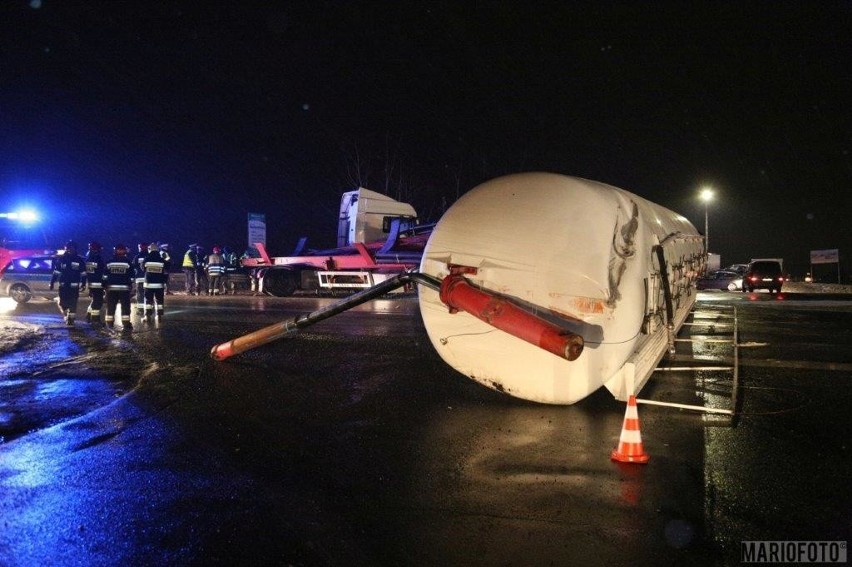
[
  {"x1": 0, "y1": 209, "x2": 40, "y2": 223},
  {"x1": 19, "y1": 210, "x2": 38, "y2": 223}
]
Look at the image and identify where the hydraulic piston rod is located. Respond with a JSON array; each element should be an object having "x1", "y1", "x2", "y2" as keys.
[
  {"x1": 439, "y1": 274, "x2": 584, "y2": 361},
  {"x1": 210, "y1": 271, "x2": 441, "y2": 361}
]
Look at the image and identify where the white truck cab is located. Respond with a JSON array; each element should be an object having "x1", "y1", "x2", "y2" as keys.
[{"x1": 336, "y1": 188, "x2": 418, "y2": 247}]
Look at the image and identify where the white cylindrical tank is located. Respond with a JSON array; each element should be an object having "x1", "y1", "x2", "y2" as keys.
[{"x1": 418, "y1": 172, "x2": 704, "y2": 404}]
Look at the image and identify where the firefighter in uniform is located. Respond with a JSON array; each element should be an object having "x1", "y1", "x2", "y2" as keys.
[
  {"x1": 49, "y1": 240, "x2": 86, "y2": 326},
  {"x1": 206, "y1": 246, "x2": 226, "y2": 295},
  {"x1": 143, "y1": 242, "x2": 167, "y2": 321},
  {"x1": 158, "y1": 242, "x2": 172, "y2": 294},
  {"x1": 104, "y1": 243, "x2": 135, "y2": 330},
  {"x1": 132, "y1": 242, "x2": 148, "y2": 315},
  {"x1": 222, "y1": 246, "x2": 239, "y2": 294},
  {"x1": 83, "y1": 241, "x2": 106, "y2": 323}
]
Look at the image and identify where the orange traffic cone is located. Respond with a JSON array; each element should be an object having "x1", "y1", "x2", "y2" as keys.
[{"x1": 611, "y1": 395, "x2": 650, "y2": 464}]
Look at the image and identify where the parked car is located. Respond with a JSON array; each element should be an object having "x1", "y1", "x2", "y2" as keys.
[
  {"x1": 742, "y1": 260, "x2": 785, "y2": 293},
  {"x1": 0, "y1": 255, "x2": 58, "y2": 303},
  {"x1": 697, "y1": 270, "x2": 743, "y2": 291},
  {"x1": 723, "y1": 263, "x2": 749, "y2": 276}
]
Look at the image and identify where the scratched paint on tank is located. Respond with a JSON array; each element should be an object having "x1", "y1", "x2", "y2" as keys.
[{"x1": 418, "y1": 172, "x2": 703, "y2": 404}]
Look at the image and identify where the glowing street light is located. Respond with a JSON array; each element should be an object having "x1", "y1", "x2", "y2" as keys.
[{"x1": 699, "y1": 187, "x2": 714, "y2": 254}]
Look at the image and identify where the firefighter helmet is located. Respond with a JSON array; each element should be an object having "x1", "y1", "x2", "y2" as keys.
[
  {"x1": 88, "y1": 241, "x2": 102, "y2": 252},
  {"x1": 65, "y1": 240, "x2": 78, "y2": 251},
  {"x1": 138, "y1": 242, "x2": 148, "y2": 250},
  {"x1": 212, "y1": 246, "x2": 221, "y2": 254},
  {"x1": 115, "y1": 243, "x2": 128, "y2": 254}
]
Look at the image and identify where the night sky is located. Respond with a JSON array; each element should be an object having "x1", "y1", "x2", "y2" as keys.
[{"x1": 1, "y1": 1, "x2": 850, "y2": 277}]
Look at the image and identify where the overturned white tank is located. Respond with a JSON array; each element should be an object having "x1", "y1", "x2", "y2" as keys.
[{"x1": 418, "y1": 172, "x2": 705, "y2": 404}]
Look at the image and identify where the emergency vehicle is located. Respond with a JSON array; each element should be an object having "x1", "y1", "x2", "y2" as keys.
[{"x1": 0, "y1": 210, "x2": 54, "y2": 275}]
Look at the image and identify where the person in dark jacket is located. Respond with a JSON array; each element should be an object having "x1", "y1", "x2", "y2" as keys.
[
  {"x1": 194, "y1": 245, "x2": 208, "y2": 295},
  {"x1": 142, "y1": 242, "x2": 167, "y2": 321},
  {"x1": 221, "y1": 246, "x2": 241, "y2": 294},
  {"x1": 83, "y1": 241, "x2": 106, "y2": 324},
  {"x1": 104, "y1": 243, "x2": 135, "y2": 330},
  {"x1": 49, "y1": 240, "x2": 86, "y2": 326},
  {"x1": 241, "y1": 246, "x2": 263, "y2": 295},
  {"x1": 132, "y1": 242, "x2": 148, "y2": 315}
]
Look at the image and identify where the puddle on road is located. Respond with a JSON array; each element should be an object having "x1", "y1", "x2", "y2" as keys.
[
  {"x1": 0, "y1": 375, "x2": 129, "y2": 443},
  {"x1": 0, "y1": 335, "x2": 82, "y2": 377},
  {"x1": 0, "y1": 318, "x2": 141, "y2": 444}
]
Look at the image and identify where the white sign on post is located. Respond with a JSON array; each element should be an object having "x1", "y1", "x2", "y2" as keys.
[
  {"x1": 248, "y1": 213, "x2": 266, "y2": 248},
  {"x1": 810, "y1": 249, "x2": 839, "y2": 264},
  {"x1": 809, "y1": 248, "x2": 841, "y2": 284}
]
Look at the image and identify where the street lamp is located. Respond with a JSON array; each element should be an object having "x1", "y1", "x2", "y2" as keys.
[{"x1": 699, "y1": 187, "x2": 714, "y2": 254}]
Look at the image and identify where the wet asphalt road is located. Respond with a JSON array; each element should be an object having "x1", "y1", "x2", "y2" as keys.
[{"x1": 1, "y1": 290, "x2": 851, "y2": 566}]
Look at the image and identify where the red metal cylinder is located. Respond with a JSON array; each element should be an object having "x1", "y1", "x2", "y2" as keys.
[{"x1": 439, "y1": 275, "x2": 584, "y2": 361}]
